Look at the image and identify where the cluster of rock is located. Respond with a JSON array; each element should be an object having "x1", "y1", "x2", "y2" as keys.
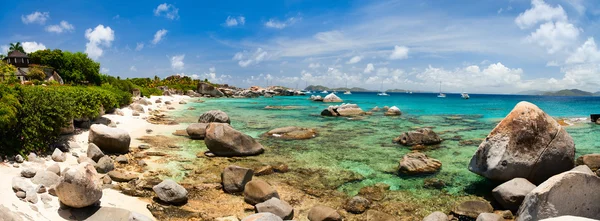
[
  {"x1": 311, "y1": 93, "x2": 342, "y2": 103},
  {"x1": 321, "y1": 104, "x2": 365, "y2": 117}
]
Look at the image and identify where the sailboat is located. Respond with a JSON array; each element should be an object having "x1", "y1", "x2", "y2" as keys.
[
  {"x1": 461, "y1": 92, "x2": 470, "y2": 99},
  {"x1": 377, "y1": 81, "x2": 389, "y2": 96},
  {"x1": 344, "y1": 80, "x2": 352, "y2": 95},
  {"x1": 437, "y1": 81, "x2": 446, "y2": 98}
]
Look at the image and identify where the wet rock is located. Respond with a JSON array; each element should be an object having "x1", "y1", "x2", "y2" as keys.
[
  {"x1": 47, "y1": 163, "x2": 61, "y2": 176},
  {"x1": 344, "y1": 196, "x2": 370, "y2": 214},
  {"x1": 51, "y1": 148, "x2": 66, "y2": 162},
  {"x1": 384, "y1": 106, "x2": 402, "y2": 116},
  {"x1": 153, "y1": 179, "x2": 188, "y2": 205},
  {"x1": 492, "y1": 178, "x2": 536, "y2": 211},
  {"x1": 56, "y1": 163, "x2": 103, "y2": 208},
  {"x1": 244, "y1": 179, "x2": 279, "y2": 205},
  {"x1": 115, "y1": 155, "x2": 128, "y2": 164},
  {"x1": 222, "y1": 165, "x2": 254, "y2": 193},
  {"x1": 255, "y1": 197, "x2": 294, "y2": 220},
  {"x1": 358, "y1": 183, "x2": 389, "y2": 201},
  {"x1": 307, "y1": 205, "x2": 342, "y2": 221},
  {"x1": 423, "y1": 178, "x2": 446, "y2": 189},
  {"x1": 423, "y1": 211, "x2": 448, "y2": 221},
  {"x1": 12, "y1": 177, "x2": 33, "y2": 192},
  {"x1": 198, "y1": 110, "x2": 231, "y2": 124},
  {"x1": 477, "y1": 213, "x2": 503, "y2": 221},
  {"x1": 265, "y1": 126, "x2": 317, "y2": 140},
  {"x1": 393, "y1": 128, "x2": 442, "y2": 146},
  {"x1": 21, "y1": 167, "x2": 37, "y2": 178},
  {"x1": 366, "y1": 210, "x2": 397, "y2": 221},
  {"x1": 575, "y1": 154, "x2": 600, "y2": 171},
  {"x1": 89, "y1": 124, "x2": 131, "y2": 154},
  {"x1": 87, "y1": 143, "x2": 105, "y2": 162},
  {"x1": 452, "y1": 200, "x2": 494, "y2": 220},
  {"x1": 108, "y1": 170, "x2": 139, "y2": 182},
  {"x1": 516, "y1": 171, "x2": 600, "y2": 221},
  {"x1": 94, "y1": 155, "x2": 115, "y2": 173},
  {"x1": 398, "y1": 152, "x2": 442, "y2": 175},
  {"x1": 323, "y1": 93, "x2": 342, "y2": 102},
  {"x1": 241, "y1": 213, "x2": 283, "y2": 221},
  {"x1": 186, "y1": 123, "x2": 209, "y2": 140},
  {"x1": 469, "y1": 101, "x2": 575, "y2": 184},
  {"x1": 31, "y1": 171, "x2": 60, "y2": 187},
  {"x1": 205, "y1": 123, "x2": 265, "y2": 157}
]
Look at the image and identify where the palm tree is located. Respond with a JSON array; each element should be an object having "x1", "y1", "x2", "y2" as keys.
[{"x1": 8, "y1": 42, "x2": 25, "y2": 54}]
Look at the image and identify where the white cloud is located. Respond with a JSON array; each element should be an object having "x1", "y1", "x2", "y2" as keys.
[
  {"x1": 45, "y1": 21, "x2": 75, "y2": 33},
  {"x1": 22, "y1": 42, "x2": 46, "y2": 53},
  {"x1": 566, "y1": 37, "x2": 600, "y2": 64},
  {"x1": 390, "y1": 45, "x2": 409, "y2": 60},
  {"x1": 130, "y1": 66, "x2": 137, "y2": 71},
  {"x1": 21, "y1": 11, "x2": 49, "y2": 25},
  {"x1": 152, "y1": 29, "x2": 168, "y2": 45},
  {"x1": 84, "y1": 25, "x2": 115, "y2": 60},
  {"x1": 232, "y1": 48, "x2": 270, "y2": 67},
  {"x1": 0, "y1": 45, "x2": 8, "y2": 55},
  {"x1": 265, "y1": 17, "x2": 301, "y2": 29},
  {"x1": 135, "y1": 43, "x2": 144, "y2": 51},
  {"x1": 346, "y1": 56, "x2": 362, "y2": 64},
  {"x1": 171, "y1": 55, "x2": 185, "y2": 70},
  {"x1": 154, "y1": 3, "x2": 179, "y2": 20},
  {"x1": 364, "y1": 63, "x2": 375, "y2": 73},
  {"x1": 101, "y1": 67, "x2": 109, "y2": 73},
  {"x1": 515, "y1": 0, "x2": 567, "y2": 29},
  {"x1": 225, "y1": 16, "x2": 246, "y2": 27},
  {"x1": 546, "y1": 61, "x2": 560, "y2": 66},
  {"x1": 308, "y1": 63, "x2": 321, "y2": 69},
  {"x1": 526, "y1": 21, "x2": 579, "y2": 54}
]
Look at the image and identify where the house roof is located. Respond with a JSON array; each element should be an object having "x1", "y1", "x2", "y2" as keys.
[{"x1": 6, "y1": 50, "x2": 28, "y2": 58}]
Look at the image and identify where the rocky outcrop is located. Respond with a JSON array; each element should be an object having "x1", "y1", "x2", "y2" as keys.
[
  {"x1": 398, "y1": 152, "x2": 442, "y2": 175},
  {"x1": 222, "y1": 165, "x2": 254, "y2": 193},
  {"x1": 197, "y1": 82, "x2": 225, "y2": 97},
  {"x1": 153, "y1": 180, "x2": 188, "y2": 205},
  {"x1": 205, "y1": 123, "x2": 264, "y2": 157},
  {"x1": 244, "y1": 179, "x2": 279, "y2": 205},
  {"x1": 393, "y1": 128, "x2": 442, "y2": 146},
  {"x1": 307, "y1": 206, "x2": 342, "y2": 221},
  {"x1": 323, "y1": 93, "x2": 342, "y2": 102},
  {"x1": 469, "y1": 101, "x2": 575, "y2": 184},
  {"x1": 255, "y1": 198, "x2": 294, "y2": 220},
  {"x1": 492, "y1": 178, "x2": 536, "y2": 211},
  {"x1": 321, "y1": 104, "x2": 365, "y2": 117},
  {"x1": 575, "y1": 154, "x2": 600, "y2": 171},
  {"x1": 186, "y1": 123, "x2": 208, "y2": 140},
  {"x1": 198, "y1": 110, "x2": 231, "y2": 124},
  {"x1": 89, "y1": 124, "x2": 131, "y2": 154},
  {"x1": 265, "y1": 127, "x2": 317, "y2": 140},
  {"x1": 384, "y1": 106, "x2": 402, "y2": 116},
  {"x1": 452, "y1": 200, "x2": 494, "y2": 220},
  {"x1": 516, "y1": 171, "x2": 600, "y2": 221},
  {"x1": 55, "y1": 163, "x2": 103, "y2": 208}
]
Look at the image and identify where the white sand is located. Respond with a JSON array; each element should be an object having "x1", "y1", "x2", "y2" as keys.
[{"x1": 0, "y1": 95, "x2": 194, "y2": 220}]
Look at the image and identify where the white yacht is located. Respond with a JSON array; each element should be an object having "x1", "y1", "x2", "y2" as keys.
[
  {"x1": 377, "y1": 81, "x2": 389, "y2": 96},
  {"x1": 344, "y1": 90, "x2": 352, "y2": 95},
  {"x1": 437, "y1": 81, "x2": 446, "y2": 98},
  {"x1": 321, "y1": 90, "x2": 329, "y2": 94},
  {"x1": 461, "y1": 92, "x2": 470, "y2": 99}
]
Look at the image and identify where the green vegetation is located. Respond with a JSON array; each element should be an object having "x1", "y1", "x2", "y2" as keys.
[
  {"x1": 8, "y1": 42, "x2": 25, "y2": 54},
  {"x1": 29, "y1": 49, "x2": 103, "y2": 85},
  {"x1": 542, "y1": 89, "x2": 595, "y2": 96}
]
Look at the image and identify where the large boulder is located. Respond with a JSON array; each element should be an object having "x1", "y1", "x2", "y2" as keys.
[
  {"x1": 307, "y1": 206, "x2": 342, "y2": 221},
  {"x1": 55, "y1": 163, "x2": 103, "y2": 208},
  {"x1": 89, "y1": 124, "x2": 131, "y2": 154},
  {"x1": 310, "y1": 95, "x2": 324, "y2": 101},
  {"x1": 244, "y1": 179, "x2": 279, "y2": 205},
  {"x1": 255, "y1": 198, "x2": 294, "y2": 220},
  {"x1": 186, "y1": 123, "x2": 208, "y2": 140},
  {"x1": 321, "y1": 104, "x2": 365, "y2": 117},
  {"x1": 468, "y1": 101, "x2": 575, "y2": 184},
  {"x1": 398, "y1": 152, "x2": 442, "y2": 175},
  {"x1": 323, "y1": 93, "x2": 342, "y2": 102},
  {"x1": 222, "y1": 165, "x2": 254, "y2": 193},
  {"x1": 452, "y1": 200, "x2": 494, "y2": 220},
  {"x1": 198, "y1": 110, "x2": 231, "y2": 124},
  {"x1": 265, "y1": 127, "x2": 317, "y2": 140},
  {"x1": 393, "y1": 128, "x2": 442, "y2": 146},
  {"x1": 492, "y1": 178, "x2": 536, "y2": 211},
  {"x1": 31, "y1": 171, "x2": 60, "y2": 187},
  {"x1": 153, "y1": 179, "x2": 188, "y2": 205},
  {"x1": 516, "y1": 171, "x2": 600, "y2": 221},
  {"x1": 384, "y1": 106, "x2": 402, "y2": 116},
  {"x1": 197, "y1": 82, "x2": 225, "y2": 97},
  {"x1": 51, "y1": 148, "x2": 66, "y2": 162},
  {"x1": 575, "y1": 154, "x2": 600, "y2": 171},
  {"x1": 205, "y1": 123, "x2": 264, "y2": 157}
]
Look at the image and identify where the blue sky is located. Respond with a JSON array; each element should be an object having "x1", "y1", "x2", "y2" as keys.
[{"x1": 2, "y1": 0, "x2": 600, "y2": 93}]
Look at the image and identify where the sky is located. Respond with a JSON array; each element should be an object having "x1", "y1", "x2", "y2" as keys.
[{"x1": 1, "y1": 0, "x2": 600, "y2": 93}]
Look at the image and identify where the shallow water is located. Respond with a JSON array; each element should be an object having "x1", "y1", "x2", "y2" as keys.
[{"x1": 170, "y1": 92, "x2": 600, "y2": 198}]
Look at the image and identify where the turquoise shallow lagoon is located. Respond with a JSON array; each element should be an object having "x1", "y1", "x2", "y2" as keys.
[{"x1": 169, "y1": 92, "x2": 600, "y2": 210}]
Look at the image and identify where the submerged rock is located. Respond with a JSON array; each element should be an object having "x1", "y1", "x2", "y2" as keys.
[
  {"x1": 198, "y1": 110, "x2": 231, "y2": 124},
  {"x1": 452, "y1": 200, "x2": 494, "y2": 220},
  {"x1": 222, "y1": 165, "x2": 254, "y2": 193},
  {"x1": 468, "y1": 101, "x2": 575, "y2": 184},
  {"x1": 89, "y1": 124, "x2": 131, "y2": 154},
  {"x1": 265, "y1": 126, "x2": 317, "y2": 140},
  {"x1": 153, "y1": 179, "x2": 188, "y2": 205},
  {"x1": 244, "y1": 179, "x2": 279, "y2": 205},
  {"x1": 307, "y1": 206, "x2": 342, "y2": 221},
  {"x1": 205, "y1": 123, "x2": 264, "y2": 157},
  {"x1": 321, "y1": 104, "x2": 365, "y2": 117},
  {"x1": 323, "y1": 93, "x2": 342, "y2": 102},
  {"x1": 492, "y1": 178, "x2": 536, "y2": 211},
  {"x1": 393, "y1": 128, "x2": 442, "y2": 146},
  {"x1": 186, "y1": 123, "x2": 209, "y2": 140},
  {"x1": 55, "y1": 163, "x2": 103, "y2": 208},
  {"x1": 398, "y1": 152, "x2": 442, "y2": 175}
]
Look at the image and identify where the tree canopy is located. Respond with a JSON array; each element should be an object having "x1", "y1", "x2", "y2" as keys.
[
  {"x1": 8, "y1": 42, "x2": 25, "y2": 54},
  {"x1": 29, "y1": 49, "x2": 102, "y2": 85}
]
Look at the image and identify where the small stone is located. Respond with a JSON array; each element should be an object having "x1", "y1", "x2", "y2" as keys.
[
  {"x1": 94, "y1": 155, "x2": 115, "y2": 173},
  {"x1": 138, "y1": 160, "x2": 148, "y2": 167},
  {"x1": 21, "y1": 167, "x2": 38, "y2": 178},
  {"x1": 16, "y1": 191, "x2": 26, "y2": 198},
  {"x1": 47, "y1": 163, "x2": 61, "y2": 176},
  {"x1": 25, "y1": 190, "x2": 38, "y2": 204},
  {"x1": 215, "y1": 216, "x2": 239, "y2": 221},
  {"x1": 452, "y1": 200, "x2": 494, "y2": 220},
  {"x1": 241, "y1": 213, "x2": 283, "y2": 221},
  {"x1": 494, "y1": 210, "x2": 513, "y2": 220},
  {"x1": 344, "y1": 196, "x2": 370, "y2": 214},
  {"x1": 308, "y1": 205, "x2": 342, "y2": 221},
  {"x1": 134, "y1": 153, "x2": 146, "y2": 158},
  {"x1": 102, "y1": 175, "x2": 112, "y2": 184},
  {"x1": 13, "y1": 164, "x2": 20, "y2": 168},
  {"x1": 51, "y1": 148, "x2": 66, "y2": 162},
  {"x1": 108, "y1": 170, "x2": 139, "y2": 182},
  {"x1": 365, "y1": 210, "x2": 397, "y2": 221},
  {"x1": 15, "y1": 155, "x2": 24, "y2": 163},
  {"x1": 255, "y1": 165, "x2": 275, "y2": 176},
  {"x1": 476, "y1": 213, "x2": 503, "y2": 221},
  {"x1": 87, "y1": 143, "x2": 105, "y2": 162},
  {"x1": 423, "y1": 211, "x2": 448, "y2": 221},
  {"x1": 138, "y1": 144, "x2": 150, "y2": 150},
  {"x1": 72, "y1": 152, "x2": 79, "y2": 157},
  {"x1": 146, "y1": 129, "x2": 153, "y2": 133},
  {"x1": 244, "y1": 179, "x2": 279, "y2": 205},
  {"x1": 272, "y1": 164, "x2": 289, "y2": 173},
  {"x1": 77, "y1": 156, "x2": 96, "y2": 165},
  {"x1": 152, "y1": 180, "x2": 188, "y2": 205},
  {"x1": 115, "y1": 155, "x2": 128, "y2": 164},
  {"x1": 40, "y1": 193, "x2": 52, "y2": 204},
  {"x1": 36, "y1": 185, "x2": 47, "y2": 193},
  {"x1": 255, "y1": 197, "x2": 294, "y2": 220}
]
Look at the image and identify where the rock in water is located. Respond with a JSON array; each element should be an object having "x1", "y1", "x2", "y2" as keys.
[
  {"x1": 344, "y1": 196, "x2": 370, "y2": 214},
  {"x1": 516, "y1": 171, "x2": 600, "y2": 221},
  {"x1": 51, "y1": 148, "x2": 66, "y2": 162},
  {"x1": 222, "y1": 165, "x2": 254, "y2": 193},
  {"x1": 452, "y1": 200, "x2": 494, "y2": 220},
  {"x1": 423, "y1": 211, "x2": 448, "y2": 221},
  {"x1": 384, "y1": 106, "x2": 402, "y2": 116},
  {"x1": 398, "y1": 152, "x2": 442, "y2": 175},
  {"x1": 492, "y1": 178, "x2": 536, "y2": 211},
  {"x1": 265, "y1": 126, "x2": 317, "y2": 140},
  {"x1": 198, "y1": 110, "x2": 231, "y2": 124},
  {"x1": 241, "y1": 213, "x2": 283, "y2": 221},
  {"x1": 205, "y1": 123, "x2": 264, "y2": 157},
  {"x1": 31, "y1": 171, "x2": 60, "y2": 187},
  {"x1": 186, "y1": 123, "x2": 208, "y2": 140},
  {"x1": 87, "y1": 143, "x2": 105, "y2": 162},
  {"x1": 468, "y1": 101, "x2": 575, "y2": 184},
  {"x1": 55, "y1": 163, "x2": 103, "y2": 208},
  {"x1": 89, "y1": 124, "x2": 131, "y2": 154},
  {"x1": 153, "y1": 179, "x2": 188, "y2": 205},
  {"x1": 323, "y1": 93, "x2": 342, "y2": 102},
  {"x1": 393, "y1": 128, "x2": 442, "y2": 146},
  {"x1": 321, "y1": 104, "x2": 365, "y2": 117},
  {"x1": 575, "y1": 154, "x2": 600, "y2": 171},
  {"x1": 255, "y1": 198, "x2": 294, "y2": 220},
  {"x1": 244, "y1": 179, "x2": 279, "y2": 205},
  {"x1": 307, "y1": 206, "x2": 342, "y2": 221}
]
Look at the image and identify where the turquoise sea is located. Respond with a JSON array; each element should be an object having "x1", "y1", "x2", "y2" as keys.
[{"x1": 168, "y1": 92, "x2": 600, "y2": 215}]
